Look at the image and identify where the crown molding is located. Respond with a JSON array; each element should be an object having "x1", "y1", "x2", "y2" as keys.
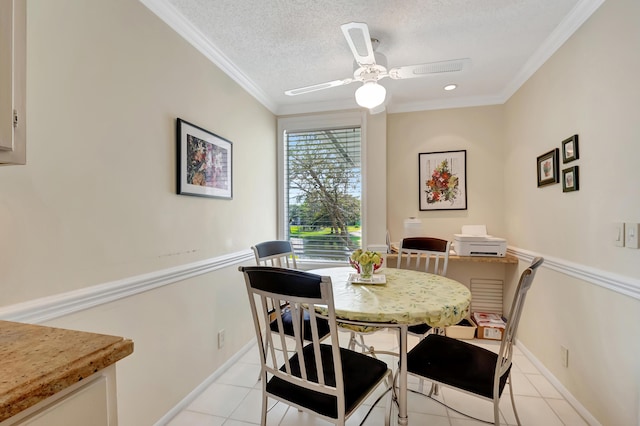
[
  {"x1": 388, "y1": 94, "x2": 506, "y2": 114},
  {"x1": 500, "y1": 0, "x2": 606, "y2": 101},
  {"x1": 139, "y1": 0, "x2": 277, "y2": 114},
  {"x1": 140, "y1": 0, "x2": 604, "y2": 116},
  {"x1": 276, "y1": 98, "x2": 359, "y2": 116}
]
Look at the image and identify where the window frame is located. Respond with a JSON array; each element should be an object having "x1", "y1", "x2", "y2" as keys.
[{"x1": 277, "y1": 111, "x2": 367, "y2": 267}]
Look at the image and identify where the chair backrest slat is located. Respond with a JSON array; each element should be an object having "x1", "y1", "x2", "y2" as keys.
[
  {"x1": 397, "y1": 237, "x2": 451, "y2": 276},
  {"x1": 307, "y1": 307, "x2": 325, "y2": 385}
]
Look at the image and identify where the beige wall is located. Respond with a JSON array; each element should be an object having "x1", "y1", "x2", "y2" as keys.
[
  {"x1": 386, "y1": 2, "x2": 640, "y2": 424},
  {"x1": 8, "y1": 0, "x2": 276, "y2": 302},
  {"x1": 363, "y1": 111, "x2": 388, "y2": 248},
  {"x1": 0, "y1": 0, "x2": 276, "y2": 424},
  {"x1": 387, "y1": 0, "x2": 640, "y2": 425},
  {"x1": 504, "y1": 0, "x2": 639, "y2": 277},
  {"x1": 503, "y1": 0, "x2": 640, "y2": 424},
  {"x1": 2, "y1": 0, "x2": 639, "y2": 425},
  {"x1": 387, "y1": 105, "x2": 506, "y2": 243},
  {"x1": 44, "y1": 265, "x2": 256, "y2": 426}
]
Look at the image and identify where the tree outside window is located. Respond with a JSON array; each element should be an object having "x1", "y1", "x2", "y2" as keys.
[{"x1": 285, "y1": 127, "x2": 362, "y2": 260}]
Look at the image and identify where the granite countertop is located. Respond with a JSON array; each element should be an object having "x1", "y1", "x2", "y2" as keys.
[{"x1": 0, "y1": 320, "x2": 134, "y2": 422}]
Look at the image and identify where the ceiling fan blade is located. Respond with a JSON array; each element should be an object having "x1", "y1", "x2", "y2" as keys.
[
  {"x1": 388, "y1": 58, "x2": 471, "y2": 79},
  {"x1": 341, "y1": 22, "x2": 376, "y2": 66},
  {"x1": 285, "y1": 78, "x2": 354, "y2": 96}
]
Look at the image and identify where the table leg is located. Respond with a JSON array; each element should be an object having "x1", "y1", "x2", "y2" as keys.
[{"x1": 397, "y1": 324, "x2": 408, "y2": 425}]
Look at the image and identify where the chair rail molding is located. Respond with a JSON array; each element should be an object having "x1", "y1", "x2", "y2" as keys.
[
  {"x1": 508, "y1": 246, "x2": 640, "y2": 301},
  {"x1": 1, "y1": 246, "x2": 637, "y2": 325},
  {"x1": 0, "y1": 250, "x2": 254, "y2": 324}
]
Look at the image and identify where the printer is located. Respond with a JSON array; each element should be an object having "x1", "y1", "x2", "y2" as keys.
[{"x1": 453, "y1": 225, "x2": 507, "y2": 257}]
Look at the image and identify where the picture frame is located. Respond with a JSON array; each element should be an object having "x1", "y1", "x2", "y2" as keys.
[
  {"x1": 177, "y1": 118, "x2": 233, "y2": 199},
  {"x1": 562, "y1": 166, "x2": 579, "y2": 192},
  {"x1": 561, "y1": 134, "x2": 579, "y2": 163},
  {"x1": 536, "y1": 148, "x2": 559, "y2": 187},
  {"x1": 418, "y1": 150, "x2": 467, "y2": 211}
]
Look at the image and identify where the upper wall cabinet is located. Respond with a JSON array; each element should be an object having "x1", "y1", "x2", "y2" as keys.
[{"x1": 0, "y1": 0, "x2": 26, "y2": 165}]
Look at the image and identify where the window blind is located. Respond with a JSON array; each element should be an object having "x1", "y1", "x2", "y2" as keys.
[{"x1": 285, "y1": 127, "x2": 362, "y2": 261}]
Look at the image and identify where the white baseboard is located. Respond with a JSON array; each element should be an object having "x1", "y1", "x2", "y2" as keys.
[
  {"x1": 153, "y1": 338, "x2": 258, "y2": 426},
  {"x1": 516, "y1": 341, "x2": 602, "y2": 426}
]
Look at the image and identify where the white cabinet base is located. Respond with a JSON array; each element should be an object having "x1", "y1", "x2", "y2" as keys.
[{"x1": 2, "y1": 365, "x2": 118, "y2": 426}]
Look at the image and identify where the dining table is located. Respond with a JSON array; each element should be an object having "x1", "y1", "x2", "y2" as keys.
[{"x1": 308, "y1": 266, "x2": 471, "y2": 426}]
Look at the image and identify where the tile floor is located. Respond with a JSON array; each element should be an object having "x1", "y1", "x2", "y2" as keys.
[{"x1": 166, "y1": 330, "x2": 588, "y2": 426}]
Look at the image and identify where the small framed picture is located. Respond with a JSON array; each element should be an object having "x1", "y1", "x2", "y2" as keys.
[
  {"x1": 177, "y1": 118, "x2": 233, "y2": 199},
  {"x1": 562, "y1": 166, "x2": 579, "y2": 192},
  {"x1": 562, "y1": 134, "x2": 579, "y2": 163},
  {"x1": 537, "y1": 148, "x2": 559, "y2": 187}
]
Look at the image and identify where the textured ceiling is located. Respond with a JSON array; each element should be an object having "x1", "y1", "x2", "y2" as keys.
[{"x1": 143, "y1": 0, "x2": 604, "y2": 114}]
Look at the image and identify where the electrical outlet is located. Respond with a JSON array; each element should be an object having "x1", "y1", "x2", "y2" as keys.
[
  {"x1": 218, "y1": 329, "x2": 225, "y2": 349},
  {"x1": 561, "y1": 346, "x2": 569, "y2": 368},
  {"x1": 625, "y1": 223, "x2": 639, "y2": 249},
  {"x1": 613, "y1": 223, "x2": 625, "y2": 247}
]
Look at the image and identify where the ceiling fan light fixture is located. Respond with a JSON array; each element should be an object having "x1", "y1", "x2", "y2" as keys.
[{"x1": 355, "y1": 81, "x2": 386, "y2": 109}]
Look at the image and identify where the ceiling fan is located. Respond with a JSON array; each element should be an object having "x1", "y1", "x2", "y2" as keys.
[{"x1": 285, "y1": 22, "x2": 471, "y2": 110}]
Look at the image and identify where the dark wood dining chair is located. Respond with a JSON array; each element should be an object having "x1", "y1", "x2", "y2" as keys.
[
  {"x1": 405, "y1": 257, "x2": 544, "y2": 425},
  {"x1": 239, "y1": 266, "x2": 393, "y2": 426},
  {"x1": 396, "y1": 236, "x2": 451, "y2": 275}
]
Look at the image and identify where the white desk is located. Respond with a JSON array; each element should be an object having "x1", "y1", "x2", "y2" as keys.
[{"x1": 309, "y1": 267, "x2": 471, "y2": 426}]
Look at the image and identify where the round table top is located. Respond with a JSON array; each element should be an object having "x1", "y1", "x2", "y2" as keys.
[{"x1": 308, "y1": 267, "x2": 471, "y2": 328}]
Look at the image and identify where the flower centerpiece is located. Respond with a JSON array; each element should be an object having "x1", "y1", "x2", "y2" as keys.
[{"x1": 349, "y1": 249, "x2": 384, "y2": 280}]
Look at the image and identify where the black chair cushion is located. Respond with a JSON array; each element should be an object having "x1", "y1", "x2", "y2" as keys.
[
  {"x1": 266, "y1": 344, "x2": 388, "y2": 419},
  {"x1": 269, "y1": 308, "x2": 331, "y2": 341},
  {"x1": 406, "y1": 334, "x2": 510, "y2": 399},
  {"x1": 408, "y1": 323, "x2": 432, "y2": 336}
]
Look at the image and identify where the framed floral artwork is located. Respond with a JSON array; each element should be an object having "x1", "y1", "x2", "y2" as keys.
[
  {"x1": 536, "y1": 148, "x2": 559, "y2": 187},
  {"x1": 562, "y1": 166, "x2": 579, "y2": 192},
  {"x1": 418, "y1": 150, "x2": 467, "y2": 211},
  {"x1": 177, "y1": 118, "x2": 233, "y2": 199},
  {"x1": 562, "y1": 134, "x2": 579, "y2": 163}
]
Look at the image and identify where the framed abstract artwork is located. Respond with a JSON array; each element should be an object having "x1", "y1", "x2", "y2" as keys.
[
  {"x1": 561, "y1": 134, "x2": 579, "y2": 163},
  {"x1": 418, "y1": 150, "x2": 467, "y2": 211},
  {"x1": 177, "y1": 118, "x2": 233, "y2": 199},
  {"x1": 537, "y1": 148, "x2": 559, "y2": 187}
]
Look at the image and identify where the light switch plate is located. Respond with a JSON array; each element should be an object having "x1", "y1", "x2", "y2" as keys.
[
  {"x1": 614, "y1": 223, "x2": 625, "y2": 247},
  {"x1": 624, "y1": 223, "x2": 639, "y2": 249}
]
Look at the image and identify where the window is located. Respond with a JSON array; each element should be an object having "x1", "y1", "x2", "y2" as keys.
[{"x1": 278, "y1": 113, "x2": 364, "y2": 261}]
